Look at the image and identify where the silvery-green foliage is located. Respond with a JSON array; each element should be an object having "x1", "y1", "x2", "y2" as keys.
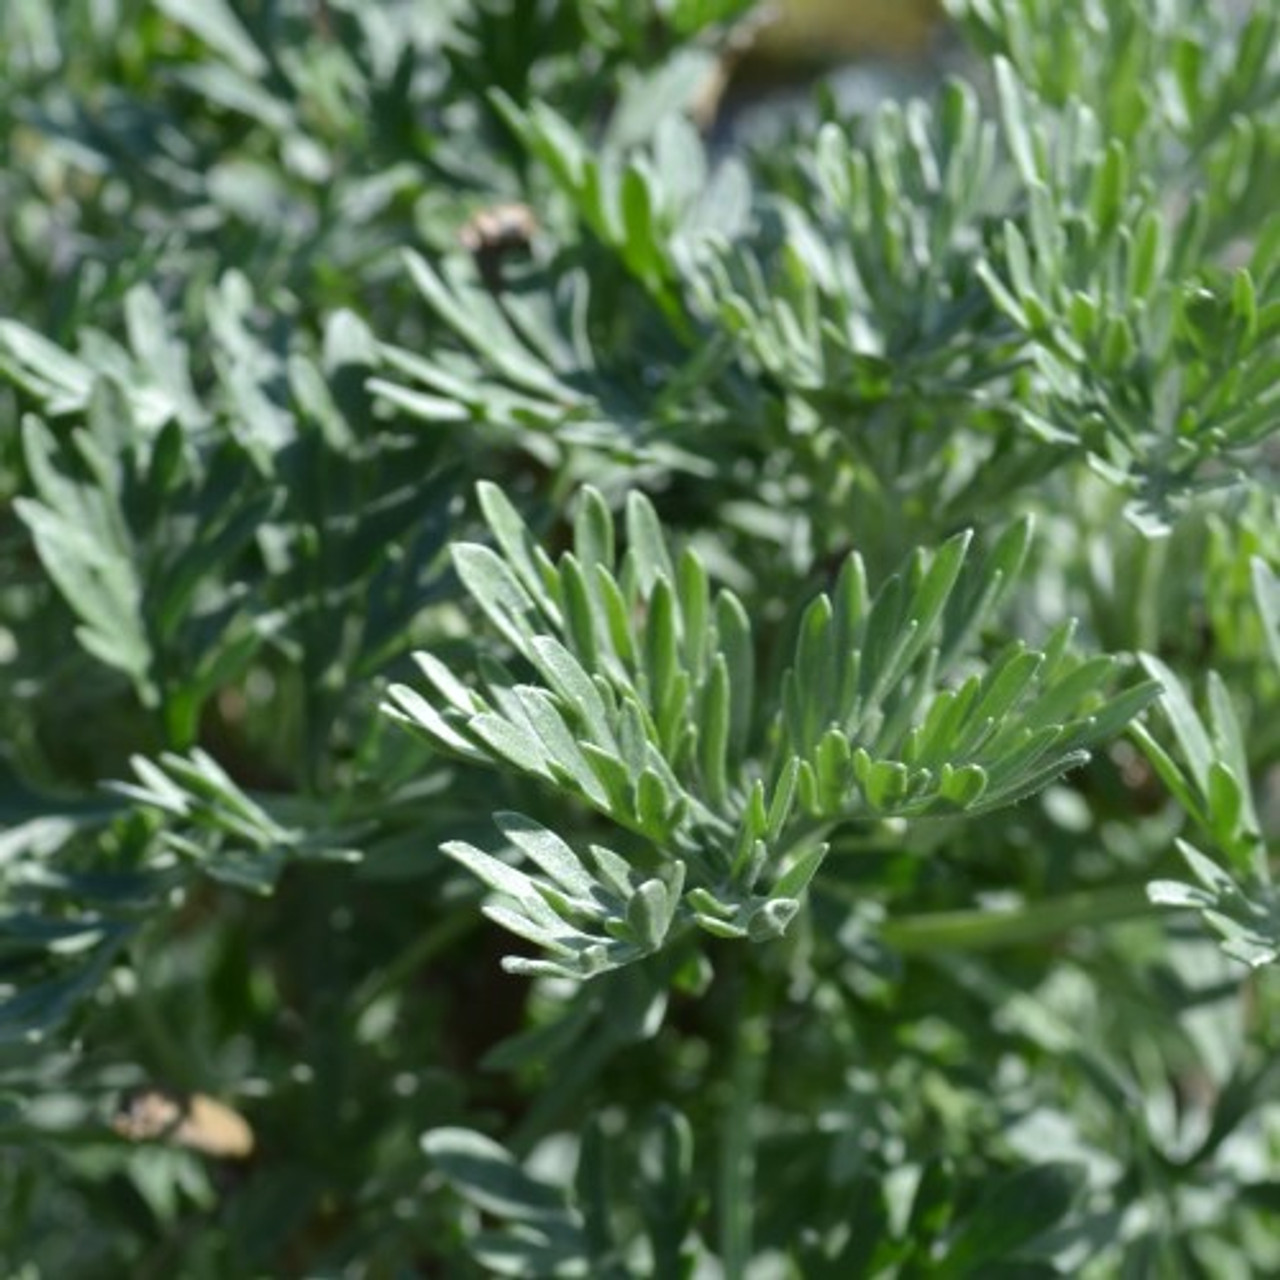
[
  {"x1": 1141, "y1": 559, "x2": 1280, "y2": 967},
  {"x1": 387, "y1": 482, "x2": 1157, "y2": 977}
]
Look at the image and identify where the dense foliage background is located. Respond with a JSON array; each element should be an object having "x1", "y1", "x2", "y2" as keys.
[{"x1": 1, "y1": 0, "x2": 1277, "y2": 1274}]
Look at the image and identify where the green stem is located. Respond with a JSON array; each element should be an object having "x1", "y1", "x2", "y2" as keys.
[
  {"x1": 1131, "y1": 530, "x2": 1166, "y2": 653},
  {"x1": 719, "y1": 956, "x2": 769, "y2": 1280},
  {"x1": 876, "y1": 885, "x2": 1157, "y2": 953}
]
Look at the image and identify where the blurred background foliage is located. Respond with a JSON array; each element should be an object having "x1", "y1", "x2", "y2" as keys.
[{"x1": 1, "y1": 0, "x2": 1278, "y2": 1274}]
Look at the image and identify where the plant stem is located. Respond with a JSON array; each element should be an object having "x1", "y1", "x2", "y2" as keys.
[
  {"x1": 877, "y1": 885, "x2": 1157, "y2": 953},
  {"x1": 719, "y1": 955, "x2": 770, "y2": 1280}
]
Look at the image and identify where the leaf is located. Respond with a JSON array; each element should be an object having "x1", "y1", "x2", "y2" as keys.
[
  {"x1": 154, "y1": 0, "x2": 268, "y2": 76},
  {"x1": 771, "y1": 843, "x2": 828, "y2": 900},
  {"x1": 994, "y1": 58, "x2": 1042, "y2": 184},
  {"x1": 715, "y1": 591, "x2": 754, "y2": 761},
  {"x1": 868, "y1": 531, "x2": 972, "y2": 705},
  {"x1": 765, "y1": 758, "x2": 801, "y2": 842},
  {"x1": 453, "y1": 543, "x2": 541, "y2": 649},
  {"x1": 478, "y1": 481, "x2": 562, "y2": 619},
  {"x1": 0, "y1": 950, "x2": 120, "y2": 1044},
  {"x1": 620, "y1": 165, "x2": 661, "y2": 283},
  {"x1": 644, "y1": 579, "x2": 682, "y2": 732},
  {"x1": 1089, "y1": 139, "x2": 1129, "y2": 234},
  {"x1": 697, "y1": 656, "x2": 731, "y2": 808},
  {"x1": 382, "y1": 684, "x2": 486, "y2": 758},
  {"x1": 573, "y1": 487, "x2": 615, "y2": 572},
  {"x1": 515, "y1": 688, "x2": 609, "y2": 806},
  {"x1": 1128, "y1": 722, "x2": 1203, "y2": 823},
  {"x1": 1176, "y1": 839, "x2": 1242, "y2": 898},
  {"x1": 625, "y1": 873, "x2": 682, "y2": 951},
  {"x1": 1253, "y1": 557, "x2": 1280, "y2": 671},
  {"x1": 937, "y1": 762, "x2": 988, "y2": 807},
  {"x1": 496, "y1": 813, "x2": 597, "y2": 901},
  {"x1": 1137, "y1": 654, "x2": 1214, "y2": 790},
  {"x1": 963, "y1": 646, "x2": 1044, "y2": 732},
  {"x1": 625, "y1": 491, "x2": 677, "y2": 595},
  {"x1": 529, "y1": 636, "x2": 615, "y2": 749},
  {"x1": 423, "y1": 1128, "x2": 575, "y2": 1223},
  {"x1": 468, "y1": 715, "x2": 555, "y2": 780},
  {"x1": 1146, "y1": 880, "x2": 1211, "y2": 909},
  {"x1": 936, "y1": 1162, "x2": 1085, "y2": 1276},
  {"x1": 677, "y1": 548, "x2": 710, "y2": 679},
  {"x1": 1127, "y1": 208, "x2": 1166, "y2": 301},
  {"x1": 15, "y1": 418, "x2": 153, "y2": 691},
  {"x1": 1055, "y1": 679, "x2": 1161, "y2": 749},
  {"x1": 0, "y1": 321, "x2": 94, "y2": 403}
]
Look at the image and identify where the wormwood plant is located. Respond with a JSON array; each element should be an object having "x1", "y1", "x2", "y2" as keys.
[{"x1": 0, "y1": 0, "x2": 1277, "y2": 1275}]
